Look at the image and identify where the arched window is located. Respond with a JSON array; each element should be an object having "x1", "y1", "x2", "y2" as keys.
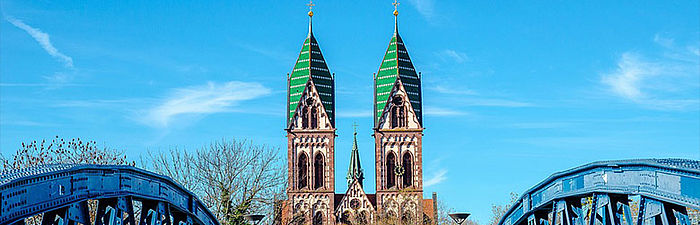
[
  {"x1": 301, "y1": 97, "x2": 318, "y2": 129},
  {"x1": 301, "y1": 106, "x2": 309, "y2": 129},
  {"x1": 399, "y1": 106, "x2": 407, "y2": 127},
  {"x1": 390, "y1": 96, "x2": 406, "y2": 128},
  {"x1": 310, "y1": 107, "x2": 318, "y2": 129},
  {"x1": 391, "y1": 106, "x2": 399, "y2": 128},
  {"x1": 402, "y1": 152, "x2": 413, "y2": 187},
  {"x1": 387, "y1": 152, "x2": 397, "y2": 189},
  {"x1": 298, "y1": 153, "x2": 309, "y2": 189},
  {"x1": 313, "y1": 212, "x2": 323, "y2": 225},
  {"x1": 314, "y1": 153, "x2": 324, "y2": 189}
]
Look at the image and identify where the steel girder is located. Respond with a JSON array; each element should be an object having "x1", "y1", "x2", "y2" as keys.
[
  {"x1": 0, "y1": 164, "x2": 218, "y2": 225},
  {"x1": 499, "y1": 159, "x2": 700, "y2": 225}
]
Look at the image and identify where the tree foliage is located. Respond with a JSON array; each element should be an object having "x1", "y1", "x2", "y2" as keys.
[{"x1": 146, "y1": 138, "x2": 286, "y2": 225}]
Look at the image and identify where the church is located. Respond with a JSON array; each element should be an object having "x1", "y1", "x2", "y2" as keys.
[{"x1": 278, "y1": 2, "x2": 436, "y2": 224}]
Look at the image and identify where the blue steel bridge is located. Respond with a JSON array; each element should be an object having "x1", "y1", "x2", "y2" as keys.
[
  {"x1": 498, "y1": 159, "x2": 700, "y2": 225},
  {"x1": 0, "y1": 164, "x2": 219, "y2": 225},
  {"x1": 0, "y1": 159, "x2": 698, "y2": 225}
]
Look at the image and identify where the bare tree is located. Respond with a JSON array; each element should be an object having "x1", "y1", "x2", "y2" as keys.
[
  {"x1": 1, "y1": 136, "x2": 132, "y2": 225},
  {"x1": 488, "y1": 192, "x2": 519, "y2": 225},
  {"x1": 146, "y1": 138, "x2": 286, "y2": 225},
  {"x1": 436, "y1": 199, "x2": 480, "y2": 225},
  {"x1": 1, "y1": 136, "x2": 132, "y2": 171}
]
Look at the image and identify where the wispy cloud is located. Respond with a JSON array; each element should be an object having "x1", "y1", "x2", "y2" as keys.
[
  {"x1": 0, "y1": 82, "x2": 81, "y2": 87},
  {"x1": 509, "y1": 122, "x2": 576, "y2": 129},
  {"x1": 6, "y1": 16, "x2": 73, "y2": 68},
  {"x1": 429, "y1": 85, "x2": 478, "y2": 95},
  {"x1": 141, "y1": 81, "x2": 271, "y2": 127},
  {"x1": 438, "y1": 49, "x2": 469, "y2": 63},
  {"x1": 601, "y1": 53, "x2": 655, "y2": 100},
  {"x1": 0, "y1": 119, "x2": 59, "y2": 127},
  {"x1": 429, "y1": 85, "x2": 534, "y2": 107},
  {"x1": 0, "y1": 72, "x2": 81, "y2": 89},
  {"x1": 408, "y1": 0, "x2": 436, "y2": 21},
  {"x1": 459, "y1": 98, "x2": 534, "y2": 107},
  {"x1": 53, "y1": 99, "x2": 138, "y2": 108},
  {"x1": 237, "y1": 43, "x2": 294, "y2": 64},
  {"x1": 423, "y1": 106, "x2": 467, "y2": 116},
  {"x1": 42, "y1": 72, "x2": 76, "y2": 88},
  {"x1": 337, "y1": 110, "x2": 372, "y2": 118},
  {"x1": 601, "y1": 34, "x2": 699, "y2": 110},
  {"x1": 505, "y1": 136, "x2": 641, "y2": 153},
  {"x1": 424, "y1": 169, "x2": 447, "y2": 187}
]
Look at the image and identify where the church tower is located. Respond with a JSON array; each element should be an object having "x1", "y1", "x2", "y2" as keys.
[
  {"x1": 286, "y1": 3, "x2": 336, "y2": 224},
  {"x1": 373, "y1": 2, "x2": 425, "y2": 222}
]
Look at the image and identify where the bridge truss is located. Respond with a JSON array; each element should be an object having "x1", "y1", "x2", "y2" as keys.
[
  {"x1": 499, "y1": 159, "x2": 700, "y2": 225},
  {"x1": 0, "y1": 164, "x2": 219, "y2": 225}
]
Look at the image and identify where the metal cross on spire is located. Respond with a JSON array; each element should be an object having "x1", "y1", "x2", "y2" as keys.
[
  {"x1": 307, "y1": 0, "x2": 314, "y2": 37},
  {"x1": 393, "y1": 0, "x2": 400, "y2": 16},
  {"x1": 393, "y1": 0, "x2": 399, "y2": 33},
  {"x1": 352, "y1": 122, "x2": 358, "y2": 134},
  {"x1": 307, "y1": 0, "x2": 315, "y2": 17}
]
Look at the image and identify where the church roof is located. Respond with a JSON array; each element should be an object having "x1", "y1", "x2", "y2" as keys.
[
  {"x1": 287, "y1": 13, "x2": 335, "y2": 127},
  {"x1": 334, "y1": 193, "x2": 377, "y2": 209},
  {"x1": 346, "y1": 128, "x2": 364, "y2": 185},
  {"x1": 374, "y1": 11, "x2": 422, "y2": 126}
]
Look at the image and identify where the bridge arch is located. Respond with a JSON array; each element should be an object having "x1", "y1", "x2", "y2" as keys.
[
  {"x1": 0, "y1": 164, "x2": 220, "y2": 225},
  {"x1": 498, "y1": 159, "x2": 700, "y2": 225}
]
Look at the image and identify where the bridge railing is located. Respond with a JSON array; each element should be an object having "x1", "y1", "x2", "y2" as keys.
[
  {"x1": 498, "y1": 159, "x2": 700, "y2": 225},
  {"x1": 0, "y1": 164, "x2": 220, "y2": 225}
]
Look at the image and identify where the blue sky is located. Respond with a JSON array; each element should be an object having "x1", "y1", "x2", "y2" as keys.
[{"x1": 1, "y1": 0, "x2": 699, "y2": 222}]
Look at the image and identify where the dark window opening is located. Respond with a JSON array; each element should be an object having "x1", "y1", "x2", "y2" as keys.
[
  {"x1": 310, "y1": 107, "x2": 318, "y2": 129},
  {"x1": 313, "y1": 212, "x2": 323, "y2": 225},
  {"x1": 301, "y1": 106, "x2": 309, "y2": 128},
  {"x1": 390, "y1": 96, "x2": 407, "y2": 128},
  {"x1": 402, "y1": 152, "x2": 413, "y2": 187},
  {"x1": 298, "y1": 153, "x2": 308, "y2": 189},
  {"x1": 314, "y1": 153, "x2": 324, "y2": 189},
  {"x1": 387, "y1": 152, "x2": 397, "y2": 188}
]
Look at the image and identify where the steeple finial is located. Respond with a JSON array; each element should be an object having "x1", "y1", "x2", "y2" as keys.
[
  {"x1": 307, "y1": 0, "x2": 314, "y2": 37},
  {"x1": 307, "y1": 0, "x2": 315, "y2": 17},
  {"x1": 347, "y1": 122, "x2": 364, "y2": 186},
  {"x1": 393, "y1": 0, "x2": 399, "y2": 34}
]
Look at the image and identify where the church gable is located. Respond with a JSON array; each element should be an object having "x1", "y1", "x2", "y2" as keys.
[
  {"x1": 335, "y1": 180, "x2": 376, "y2": 223},
  {"x1": 289, "y1": 80, "x2": 333, "y2": 130},
  {"x1": 377, "y1": 80, "x2": 422, "y2": 130}
]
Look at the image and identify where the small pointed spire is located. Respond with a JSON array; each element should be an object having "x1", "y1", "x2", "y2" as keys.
[
  {"x1": 393, "y1": 0, "x2": 400, "y2": 34},
  {"x1": 347, "y1": 122, "x2": 364, "y2": 186},
  {"x1": 307, "y1": 0, "x2": 315, "y2": 37}
]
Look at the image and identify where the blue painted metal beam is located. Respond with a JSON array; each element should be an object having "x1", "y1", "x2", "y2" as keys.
[
  {"x1": 499, "y1": 159, "x2": 700, "y2": 225},
  {"x1": 0, "y1": 164, "x2": 219, "y2": 225}
]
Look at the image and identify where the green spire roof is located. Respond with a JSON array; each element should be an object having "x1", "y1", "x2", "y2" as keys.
[
  {"x1": 346, "y1": 126, "x2": 364, "y2": 185},
  {"x1": 287, "y1": 15, "x2": 335, "y2": 127},
  {"x1": 373, "y1": 16, "x2": 422, "y2": 126}
]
